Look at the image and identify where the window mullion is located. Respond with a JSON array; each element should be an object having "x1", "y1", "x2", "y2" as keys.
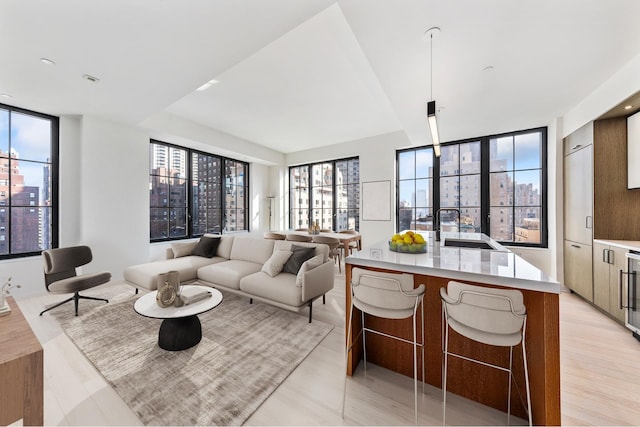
[{"x1": 480, "y1": 137, "x2": 490, "y2": 234}]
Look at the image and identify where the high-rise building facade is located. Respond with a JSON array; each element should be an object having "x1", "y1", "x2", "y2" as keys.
[{"x1": 0, "y1": 149, "x2": 42, "y2": 254}]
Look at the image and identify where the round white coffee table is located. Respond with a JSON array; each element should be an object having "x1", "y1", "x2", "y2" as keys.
[{"x1": 134, "y1": 285, "x2": 223, "y2": 351}]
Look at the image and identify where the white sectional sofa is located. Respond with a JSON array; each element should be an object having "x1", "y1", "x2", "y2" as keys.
[{"x1": 123, "y1": 234, "x2": 335, "y2": 322}]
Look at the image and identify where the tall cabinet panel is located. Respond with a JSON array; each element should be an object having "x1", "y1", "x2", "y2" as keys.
[
  {"x1": 564, "y1": 240, "x2": 593, "y2": 301},
  {"x1": 593, "y1": 242, "x2": 627, "y2": 323},
  {"x1": 564, "y1": 117, "x2": 640, "y2": 323},
  {"x1": 563, "y1": 122, "x2": 593, "y2": 301}
]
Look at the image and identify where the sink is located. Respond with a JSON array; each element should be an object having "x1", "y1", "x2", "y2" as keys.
[{"x1": 443, "y1": 238, "x2": 495, "y2": 250}]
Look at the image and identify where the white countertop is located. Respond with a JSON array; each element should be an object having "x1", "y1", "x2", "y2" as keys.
[
  {"x1": 594, "y1": 239, "x2": 640, "y2": 252},
  {"x1": 346, "y1": 232, "x2": 561, "y2": 294}
]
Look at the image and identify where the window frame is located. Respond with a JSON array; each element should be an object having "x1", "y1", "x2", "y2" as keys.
[
  {"x1": 0, "y1": 103, "x2": 58, "y2": 260},
  {"x1": 288, "y1": 156, "x2": 360, "y2": 231},
  {"x1": 396, "y1": 127, "x2": 547, "y2": 248},
  {"x1": 149, "y1": 140, "x2": 249, "y2": 242}
]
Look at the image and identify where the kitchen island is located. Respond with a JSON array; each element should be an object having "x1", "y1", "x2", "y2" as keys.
[{"x1": 345, "y1": 232, "x2": 560, "y2": 425}]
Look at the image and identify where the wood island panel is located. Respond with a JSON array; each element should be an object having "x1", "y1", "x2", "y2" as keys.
[
  {"x1": 0, "y1": 297, "x2": 44, "y2": 426},
  {"x1": 345, "y1": 264, "x2": 560, "y2": 426}
]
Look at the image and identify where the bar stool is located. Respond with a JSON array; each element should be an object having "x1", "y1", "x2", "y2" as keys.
[
  {"x1": 342, "y1": 268, "x2": 425, "y2": 425},
  {"x1": 440, "y1": 281, "x2": 532, "y2": 426}
]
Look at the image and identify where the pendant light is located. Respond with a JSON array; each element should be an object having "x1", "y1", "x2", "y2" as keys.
[{"x1": 425, "y1": 27, "x2": 441, "y2": 157}]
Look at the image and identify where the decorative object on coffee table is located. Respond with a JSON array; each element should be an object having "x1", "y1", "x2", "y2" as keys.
[
  {"x1": 155, "y1": 270, "x2": 182, "y2": 308},
  {"x1": 135, "y1": 284, "x2": 222, "y2": 351}
]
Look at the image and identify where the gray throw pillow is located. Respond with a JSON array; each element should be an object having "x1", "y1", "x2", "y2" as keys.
[
  {"x1": 192, "y1": 236, "x2": 221, "y2": 258},
  {"x1": 282, "y1": 245, "x2": 316, "y2": 274}
]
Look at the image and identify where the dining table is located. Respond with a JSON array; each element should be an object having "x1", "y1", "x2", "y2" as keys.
[{"x1": 275, "y1": 230, "x2": 362, "y2": 254}]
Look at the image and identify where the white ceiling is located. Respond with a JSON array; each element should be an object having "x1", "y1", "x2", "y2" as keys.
[{"x1": 2, "y1": 0, "x2": 640, "y2": 155}]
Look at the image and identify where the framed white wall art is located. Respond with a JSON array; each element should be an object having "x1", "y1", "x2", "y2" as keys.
[{"x1": 362, "y1": 180, "x2": 391, "y2": 221}]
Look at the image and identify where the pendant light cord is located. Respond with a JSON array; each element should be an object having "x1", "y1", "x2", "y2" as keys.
[{"x1": 430, "y1": 32, "x2": 433, "y2": 100}]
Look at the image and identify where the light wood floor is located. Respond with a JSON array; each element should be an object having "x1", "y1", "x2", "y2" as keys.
[{"x1": 11, "y1": 267, "x2": 640, "y2": 426}]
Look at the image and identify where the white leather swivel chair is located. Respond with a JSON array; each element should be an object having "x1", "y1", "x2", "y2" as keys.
[
  {"x1": 342, "y1": 268, "x2": 425, "y2": 425},
  {"x1": 440, "y1": 281, "x2": 532, "y2": 426}
]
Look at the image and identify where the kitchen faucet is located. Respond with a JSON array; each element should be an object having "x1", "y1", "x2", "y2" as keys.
[{"x1": 434, "y1": 208, "x2": 461, "y2": 241}]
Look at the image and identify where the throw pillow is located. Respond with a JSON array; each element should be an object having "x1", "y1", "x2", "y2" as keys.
[
  {"x1": 261, "y1": 250, "x2": 293, "y2": 277},
  {"x1": 171, "y1": 242, "x2": 195, "y2": 258},
  {"x1": 296, "y1": 254, "x2": 324, "y2": 286},
  {"x1": 192, "y1": 236, "x2": 221, "y2": 258},
  {"x1": 282, "y1": 245, "x2": 316, "y2": 275}
]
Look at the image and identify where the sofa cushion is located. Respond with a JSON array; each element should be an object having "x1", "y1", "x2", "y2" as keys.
[
  {"x1": 206, "y1": 234, "x2": 234, "y2": 259},
  {"x1": 124, "y1": 256, "x2": 224, "y2": 290},
  {"x1": 192, "y1": 236, "x2": 221, "y2": 258},
  {"x1": 273, "y1": 240, "x2": 329, "y2": 262},
  {"x1": 261, "y1": 250, "x2": 292, "y2": 277},
  {"x1": 240, "y1": 272, "x2": 303, "y2": 307},
  {"x1": 282, "y1": 245, "x2": 315, "y2": 274},
  {"x1": 296, "y1": 254, "x2": 324, "y2": 286},
  {"x1": 197, "y1": 260, "x2": 263, "y2": 290},
  {"x1": 229, "y1": 236, "x2": 275, "y2": 264}
]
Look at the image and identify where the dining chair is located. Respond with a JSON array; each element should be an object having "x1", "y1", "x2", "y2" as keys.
[
  {"x1": 440, "y1": 281, "x2": 532, "y2": 426},
  {"x1": 263, "y1": 232, "x2": 286, "y2": 240},
  {"x1": 285, "y1": 233, "x2": 313, "y2": 242},
  {"x1": 339, "y1": 229, "x2": 360, "y2": 258},
  {"x1": 342, "y1": 268, "x2": 425, "y2": 425},
  {"x1": 311, "y1": 235, "x2": 341, "y2": 273}
]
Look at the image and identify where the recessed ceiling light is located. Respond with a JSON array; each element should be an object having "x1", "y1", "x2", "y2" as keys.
[
  {"x1": 83, "y1": 74, "x2": 100, "y2": 83},
  {"x1": 625, "y1": 105, "x2": 633, "y2": 110},
  {"x1": 40, "y1": 57, "x2": 56, "y2": 65},
  {"x1": 0, "y1": 93, "x2": 13, "y2": 98},
  {"x1": 196, "y1": 79, "x2": 219, "y2": 92}
]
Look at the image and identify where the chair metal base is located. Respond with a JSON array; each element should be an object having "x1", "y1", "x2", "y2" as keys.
[
  {"x1": 39, "y1": 291, "x2": 109, "y2": 316},
  {"x1": 343, "y1": 298, "x2": 424, "y2": 425}
]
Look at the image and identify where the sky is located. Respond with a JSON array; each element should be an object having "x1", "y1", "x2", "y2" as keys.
[{"x1": 1, "y1": 109, "x2": 52, "y2": 192}]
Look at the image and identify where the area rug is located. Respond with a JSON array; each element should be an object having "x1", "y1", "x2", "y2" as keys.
[{"x1": 55, "y1": 290, "x2": 333, "y2": 426}]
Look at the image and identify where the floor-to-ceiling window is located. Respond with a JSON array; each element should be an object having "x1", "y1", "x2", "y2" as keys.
[
  {"x1": 439, "y1": 141, "x2": 482, "y2": 233},
  {"x1": 0, "y1": 104, "x2": 58, "y2": 259},
  {"x1": 489, "y1": 131, "x2": 544, "y2": 243},
  {"x1": 396, "y1": 127, "x2": 547, "y2": 247},
  {"x1": 289, "y1": 157, "x2": 359, "y2": 231},
  {"x1": 149, "y1": 140, "x2": 249, "y2": 241},
  {"x1": 398, "y1": 147, "x2": 433, "y2": 231}
]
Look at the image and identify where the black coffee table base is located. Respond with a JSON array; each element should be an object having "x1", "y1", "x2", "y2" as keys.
[{"x1": 158, "y1": 315, "x2": 202, "y2": 351}]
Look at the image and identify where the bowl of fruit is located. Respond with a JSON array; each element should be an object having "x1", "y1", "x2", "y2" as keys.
[{"x1": 389, "y1": 231, "x2": 427, "y2": 253}]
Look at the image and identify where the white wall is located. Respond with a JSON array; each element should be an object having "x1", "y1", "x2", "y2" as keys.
[
  {"x1": 79, "y1": 117, "x2": 150, "y2": 279},
  {"x1": 564, "y1": 52, "x2": 640, "y2": 138}
]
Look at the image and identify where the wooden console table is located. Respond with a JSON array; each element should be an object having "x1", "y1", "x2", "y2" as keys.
[{"x1": 0, "y1": 297, "x2": 44, "y2": 426}]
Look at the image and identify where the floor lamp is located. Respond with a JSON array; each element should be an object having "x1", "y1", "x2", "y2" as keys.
[{"x1": 267, "y1": 196, "x2": 275, "y2": 231}]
